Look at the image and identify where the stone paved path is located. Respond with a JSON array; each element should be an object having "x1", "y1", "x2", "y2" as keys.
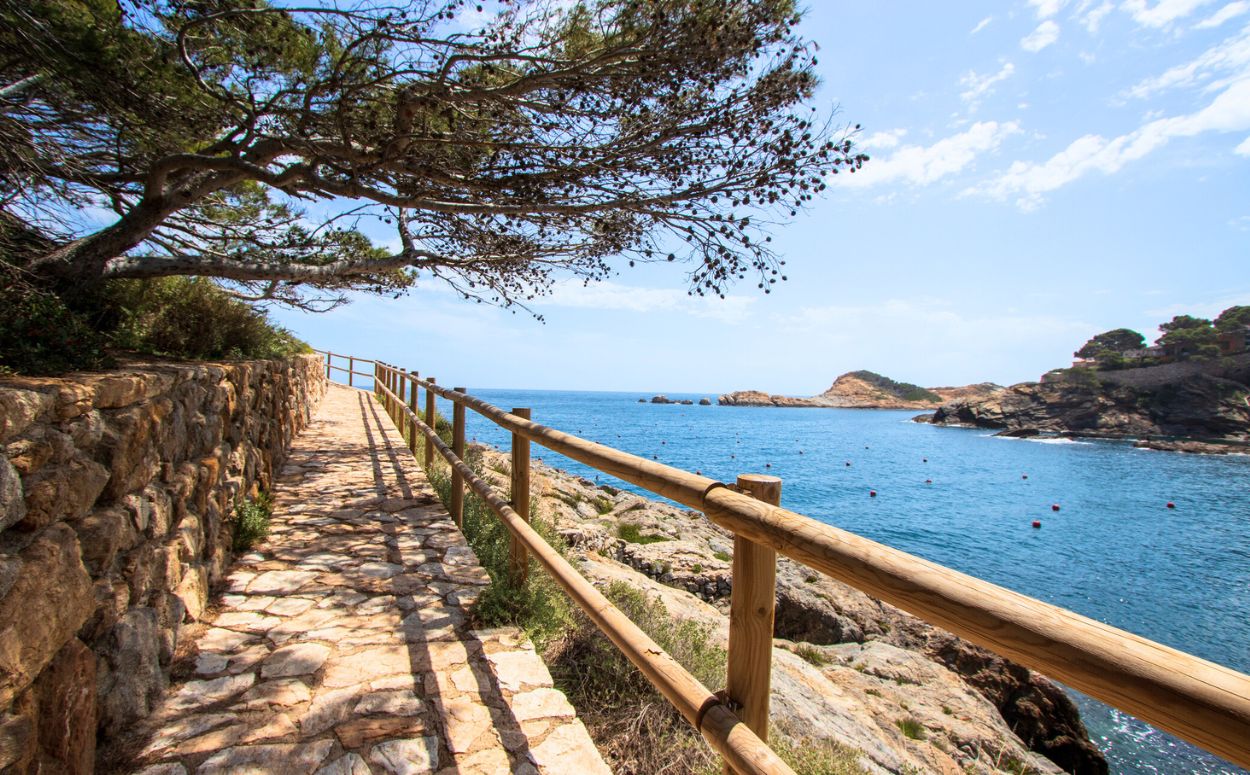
[{"x1": 125, "y1": 384, "x2": 610, "y2": 774}]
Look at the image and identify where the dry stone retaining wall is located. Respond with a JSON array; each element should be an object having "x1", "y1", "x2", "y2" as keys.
[{"x1": 0, "y1": 354, "x2": 326, "y2": 773}]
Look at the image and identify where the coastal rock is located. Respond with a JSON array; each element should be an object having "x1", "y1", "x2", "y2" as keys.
[
  {"x1": 481, "y1": 446, "x2": 1107, "y2": 774},
  {"x1": 930, "y1": 365, "x2": 1250, "y2": 444},
  {"x1": 720, "y1": 371, "x2": 1002, "y2": 410},
  {"x1": 698, "y1": 398, "x2": 712, "y2": 406},
  {"x1": 649, "y1": 395, "x2": 674, "y2": 404}
]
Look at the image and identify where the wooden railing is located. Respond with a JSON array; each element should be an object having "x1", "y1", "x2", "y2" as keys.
[{"x1": 316, "y1": 350, "x2": 1250, "y2": 773}]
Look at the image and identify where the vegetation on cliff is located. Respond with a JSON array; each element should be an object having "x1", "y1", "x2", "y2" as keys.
[
  {"x1": 844, "y1": 370, "x2": 942, "y2": 403},
  {"x1": 1074, "y1": 305, "x2": 1250, "y2": 370}
]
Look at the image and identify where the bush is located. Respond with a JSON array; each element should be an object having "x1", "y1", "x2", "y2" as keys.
[
  {"x1": 617, "y1": 523, "x2": 668, "y2": 544},
  {"x1": 109, "y1": 277, "x2": 309, "y2": 360},
  {"x1": 794, "y1": 643, "x2": 830, "y2": 667},
  {"x1": 0, "y1": 252, "x2": 308, "y2": 375},
  {"x1": 231, "y1": 492, "x2": 273, "y2": 552},
  {"x1": 0, "y1": 279, "x2": 112, "y2": 374},
  {"x1": 895, "y1": 717, "x2": 926, "y2": 740}
]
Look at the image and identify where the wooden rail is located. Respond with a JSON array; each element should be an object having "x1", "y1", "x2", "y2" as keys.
[{"x1": 323, "y1": 355, "x2": 1250, "y2": 772}]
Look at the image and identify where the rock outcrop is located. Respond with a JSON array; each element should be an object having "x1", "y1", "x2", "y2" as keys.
[
  {"x1": 476, "y1": 447, "x2": 1108, "y2": 774},
  {"x1": 0, "y1": 355, "x2": 325, "y2": 772},
  {"x1": 925, "y1": 363, "x2": 1250, "y2": 443},
  {"x1": 721, "y1": 371, "x2": 1002, "y2": 410}
]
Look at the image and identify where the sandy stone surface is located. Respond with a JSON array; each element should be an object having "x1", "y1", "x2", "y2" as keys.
[{"x1": 120, "y1": 384, "x2": 608, "y2": 774}]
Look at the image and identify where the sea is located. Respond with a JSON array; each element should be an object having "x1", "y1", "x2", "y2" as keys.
[{"x1": 418, "y1": 385, "x2": 1249, "y2": 774}]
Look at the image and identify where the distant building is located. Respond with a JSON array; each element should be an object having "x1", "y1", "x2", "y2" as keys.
[
  {"x1": 1124, "y1": 346, "x2": 1165, "y2": 360},
  {"x1": 1218, "y1": 326, "x2": 1250, "y2": 356},
  {"x1": 1071, "y1": 356, "x2": 1099, "y2": 369}
]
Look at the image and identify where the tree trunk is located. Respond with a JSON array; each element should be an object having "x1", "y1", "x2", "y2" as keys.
[{"x1": 28, "y1": 197, "x2": 177, "y2": 284}]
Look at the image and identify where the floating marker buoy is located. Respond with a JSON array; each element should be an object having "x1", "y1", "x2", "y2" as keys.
[
  {"x1": 652, "y1": 454, "x2": 658, "y2": 460},
  {"x1": 865, "y1": 445, "x2": 869, "y2": 449},
  {"x1": 925, "y1": 479, "x2": 932, "y2": 484},
  {"x1": 845, "y1": 461, "x2": 851, "y2": 467},
  {"x1": 1032, "y1": 520, "x2": 1042, "y2": 528},
  {"x1": 1051, "y1": 504, "x2": 1060, "y2": 512},
  {"x1": 731, "y1": 454, "x2": 736, "y2": 459},
  {"x1": 1167, "y1": 501, "x2": 1176, "y2": 509},
  {"x1": 799, "y1": 450, "x2": 804, "y2": 455},
  {"x1": 923, "y1": 457, "x2": 928, "y2": 463},
  {"x1": 765, "y1": 463, "x2": 772, "y2": 468},
  {"x1": 869, "y1": 490, "x2": 877, "y2": 497},
  {"x1": 1022, "y1": 474, "x2": 1029, "y2": 480}
]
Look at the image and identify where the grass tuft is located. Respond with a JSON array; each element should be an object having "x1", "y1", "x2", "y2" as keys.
[
  {"x1": 617, "y1": 523, "x2": 668, "y2": 544},
  {"x1": 895, "y1": 717, "x2": 926, "y2": 740},
  {"x1": 794, "y1": 643, "x2": 830, "y2": 667}
]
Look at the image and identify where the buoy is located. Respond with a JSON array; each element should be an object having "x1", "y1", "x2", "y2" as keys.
[
  {"x1": 1022, "y1": 474, "x2": 1029, "y2": 480},
  {"x1": 845, "y1": 461, "x2": 851, "y2": 467},
  {"x1": 1032, "y1": 520, "x2": 1042, "y2": 528},
  {"x1": 1051, "y1": 504, "x2": 1060, "y2": 512},
  {"x1": 799, "y1": 450, "x2": 804, "y2": 455},
  {"x1": 765, "y1": 462, "x2": 772, "y2": 468},
  {"x1": 1167, "y1": 501, "x2": 1176, "y2": 509},
  {"x1": 923, "y1": 457, "x2": 928, "y2": 463},
  {"x1": 731, "y1": 454, "x2": 735, "y2": 459},
  {"x1": 925, "y1": 479, "x2": 932, "y2": 484},
  {"x1": 869, "y1": 490, "x2": 877, "y2": 497}
]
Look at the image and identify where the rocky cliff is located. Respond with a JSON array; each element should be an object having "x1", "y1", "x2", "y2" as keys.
[
  {"x1": 720, "y1": 371, "x2": 1002, "y2": 410},
  {"x1": 925, "y1": 362, "x2": 1250, "y2": 444},
  {"x1": 478, "y1": 448, "x2": 1108, "y2": 774}
]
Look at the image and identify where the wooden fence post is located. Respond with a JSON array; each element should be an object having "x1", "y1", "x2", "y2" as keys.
[
  {"x1": 373, "y1": 362, "x2": 379, "y2": 400},
  {"x1": 725, "y1": 473, "x2": 781, "y2": 756},
  {"x1": 325, "y1": 351, "x2": 331, "y2": 378},
  {"x1": 509, "y1": 408, "x2": 532, "y2": 586},
  {"x1": 424, "y1": 378, "x2": 437, "y2": 470},
  {"x1": 348, "y1": 356, "x2": 354, "y2": 387},
  {"x1": 451, "y1": 388, "x2": 467, "y2": 527},
  {"x1": 408, "y1": 373, "x2": 419, "y2": 455}
]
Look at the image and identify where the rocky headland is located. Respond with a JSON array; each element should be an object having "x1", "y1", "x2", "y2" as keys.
[
  {"x1": 476, "y1": 447, "x2": 1107, "y2": 775},
  {"x1": 922, "y1": 354, "x2": 1250, "y2": 449},
  {"x1": 720, "y1": 371, "x2": 1002, "y2": 410}
]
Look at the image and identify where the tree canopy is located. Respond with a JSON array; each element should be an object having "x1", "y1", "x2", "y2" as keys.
[
  {"x1": 1074, "y1": 328, "x2": 1146, "y2": 359},
  {"x1": 1215, "y1": 305, "x2": 1250, "y2": 332},
  {"x1": 1157, "y1": 315, "x2": 1219, "y2": 359},
  {"x1": 2, "y1": 0, "x2": 864, "y2": 311}
]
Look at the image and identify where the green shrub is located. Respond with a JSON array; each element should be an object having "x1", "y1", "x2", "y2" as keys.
[
  {"x1": 0, "y1": 279, "x2": 111, "y2": 374},
  {"x1": 794, "y1": 643, "x2": 830, "y2": 667},
  {"x1": 427, "y1": 457, "x2": 573, "y2": 648},
  {"x1": 618, "y1": 523, "x2": 667, "y2": 544},
  {"x1": 713, "y1": 550, "x2": 731, "y2": 563},
  {"x1": 0, "y1": 265, "x2": 309, "y2": 375},
  {"x1": 231, "y1": 492, "x2": 273, "y2": 552},
  {"x1": 109, "y1": 277, "x2": 308, "y2": 360},
  {"x1": 895, "y1": 717, "x2": 926, "y2": 740}
]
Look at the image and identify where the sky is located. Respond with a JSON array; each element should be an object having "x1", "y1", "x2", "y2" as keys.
[{"x1": 273, "y1": 0, "x2": 1250, "y2": 394}]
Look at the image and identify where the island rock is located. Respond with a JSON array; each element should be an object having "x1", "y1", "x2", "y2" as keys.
[{"x1": 720, "y1": 371, "x2": 1002, "y2": 410}]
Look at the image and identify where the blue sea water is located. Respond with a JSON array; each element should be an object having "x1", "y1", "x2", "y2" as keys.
[{"x1": 425, "y1": 386, "x2": 1249, "y2": 774}]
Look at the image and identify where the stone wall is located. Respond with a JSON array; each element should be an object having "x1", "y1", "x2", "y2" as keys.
[
  {"x1": 0, "y1": 354, "x2": 326, "y2": 773},
  {"x1": 1095, "y1": 351, "x2": 1250, "y2": 389}
]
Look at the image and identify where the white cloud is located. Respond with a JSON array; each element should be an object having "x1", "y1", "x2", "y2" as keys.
[
  {"x1": 973, "y1": 77, "x2": 1250, "y2": 208},
  {"x1": 1236, "y1": 134, "x2": 1250, "y2": 153},
  {"x1": 1124, "y1": 24, "x2": 1250, "y2": 98},
  {"x1": 773, "y1": 298, "x2": 1092, "y2": 384},
  {"x1": 971, "y1": 16, "x2": 994, "y2": 34},
  {"x1": 1021, "y1": 20, "x2": 1062, "y2": 51},
  {"x1": 1082, "y1": 1, "x2": 1116, "y2": 31},
  {"x1": 1029, "y1": 0, "x2": 1069, "y2": 18},
  {"x1": 960, "y1": 62, "x2": 1016, "y2": 108},
  {"x1": 540, "y1": 280, "x2": 756, "y2": 324},
  {"x1": 835, "y1": 121, "x2": 1022, "y2": 188},
  {"x1": 1121, "y1": 0, "x2": 1216, "y2": 27},
  {"x1": 860, "y1": 128, "x2": 908, "y2": 150},
  {"x1": 1195, "y1": 1, "x2": 1250, "y2": 26}
]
